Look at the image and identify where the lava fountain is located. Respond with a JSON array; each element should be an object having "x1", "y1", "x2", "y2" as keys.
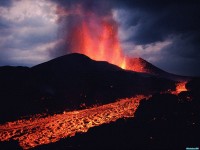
[
  {"x1": 66, "y1": 13, "x2": 126, "y2": 69},
  {"x1": 56, "y1": 3, "x2": 150, "y2": 72}
]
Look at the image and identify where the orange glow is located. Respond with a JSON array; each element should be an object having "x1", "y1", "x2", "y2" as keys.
[
  {"x1": 0, "y1": 95, "x2": 146, "y2": 149},
  {"x1": 66, "y1": 14, "x2": 151, "y2": 73},
  {"x1": 176, "y1": 82, "x2": 187, "y2": 93},
  {"x1": 125, "y1": 57, "x2": 148, "y2": 73},
  {"x1": 68, "y1": 18, "x2": 126, "y2": 69},
  {"x1": 171, "y1": 81, "x2": 188, "y2": 95}
]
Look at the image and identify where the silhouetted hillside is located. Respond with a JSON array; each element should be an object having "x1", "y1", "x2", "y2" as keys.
[
  {"x1": 0, "y1": 53, "x2": 176, "y2": 123},
  {"x1": 30, "y1": 53, "x2": 175, "y2": 109}
]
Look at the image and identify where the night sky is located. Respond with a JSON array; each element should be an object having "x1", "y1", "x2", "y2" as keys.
[{"x1": 0, "y1": 0, "x2": 200, "y2": 76}]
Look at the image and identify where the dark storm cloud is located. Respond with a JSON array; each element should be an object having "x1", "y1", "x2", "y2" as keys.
[
  {"x1": 52, "y1": 0, "x2": 200, "y2": 44},
  {"x1": 51, "y1": 0, "x2": 112, "y2": 16},
  {"x1": 152, "y1": 34, "x2": 200, "y2": 76},
  {"x1": 0, "y1": 0, "x2": 12, "y2": 6},
  {"x1": 118, "y1": 0, "x2": 200, "y2": 45},
  {"x1": 115, "y1": 0, "x2": 200, "y2": 76}
]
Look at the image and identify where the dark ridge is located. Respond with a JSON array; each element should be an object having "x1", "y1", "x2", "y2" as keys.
[
  {"x1": 32, "y1": 53, "x2": 122, "y2": 73},
  {"x1": 0, "y1": 53, "x2": 175, "y2": 123}
]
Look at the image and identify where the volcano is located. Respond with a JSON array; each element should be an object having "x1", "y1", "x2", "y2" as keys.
[
  {"x1": 1, "y1": 53, "x2": 198, "y2": 150},
  {"x1": 0, "y1": 53, "x2": 178, "y2": 122}
]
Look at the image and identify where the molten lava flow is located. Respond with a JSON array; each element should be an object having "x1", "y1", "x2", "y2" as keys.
[
  {"x1": 176, "y1": 82, "x2": 188, "y2": 93},
  {"x1": 0, "y1": 95, "x2": 146, "y2": 149},
  {"x1": 171, "y1": 81, "x2": 188, "y2": 95}
]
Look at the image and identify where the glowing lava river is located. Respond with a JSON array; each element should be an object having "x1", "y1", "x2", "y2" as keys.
[{"x1": 0, "y1": 95, "x2": 147, "y2": 149}]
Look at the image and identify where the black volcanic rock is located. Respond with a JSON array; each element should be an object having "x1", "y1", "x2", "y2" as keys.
[{"x1": 0, "y1": 53, "x2": 175, "y2": 123}]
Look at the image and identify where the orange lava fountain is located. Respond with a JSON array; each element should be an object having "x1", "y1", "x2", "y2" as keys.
[
  {"x1": 67, "y1": 17, "x2": 126, "y2": 69},
  {"x1": 0, "y1": 95, "x2": 147, "y2": 149},
  {"x1": 65, "y1": 12, "x2": 150, "y2": 72}
]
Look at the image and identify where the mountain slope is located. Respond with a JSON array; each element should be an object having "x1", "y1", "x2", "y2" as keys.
[
  {"x1": 30, "y1": 53, "x2": 175, "y2": 107},
  {"x1": 0, "y1": 53, "x2": 175, "y2": 123},
  {"x1": 126, "y1": 57, "x2": 190, "y2": 81}
]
